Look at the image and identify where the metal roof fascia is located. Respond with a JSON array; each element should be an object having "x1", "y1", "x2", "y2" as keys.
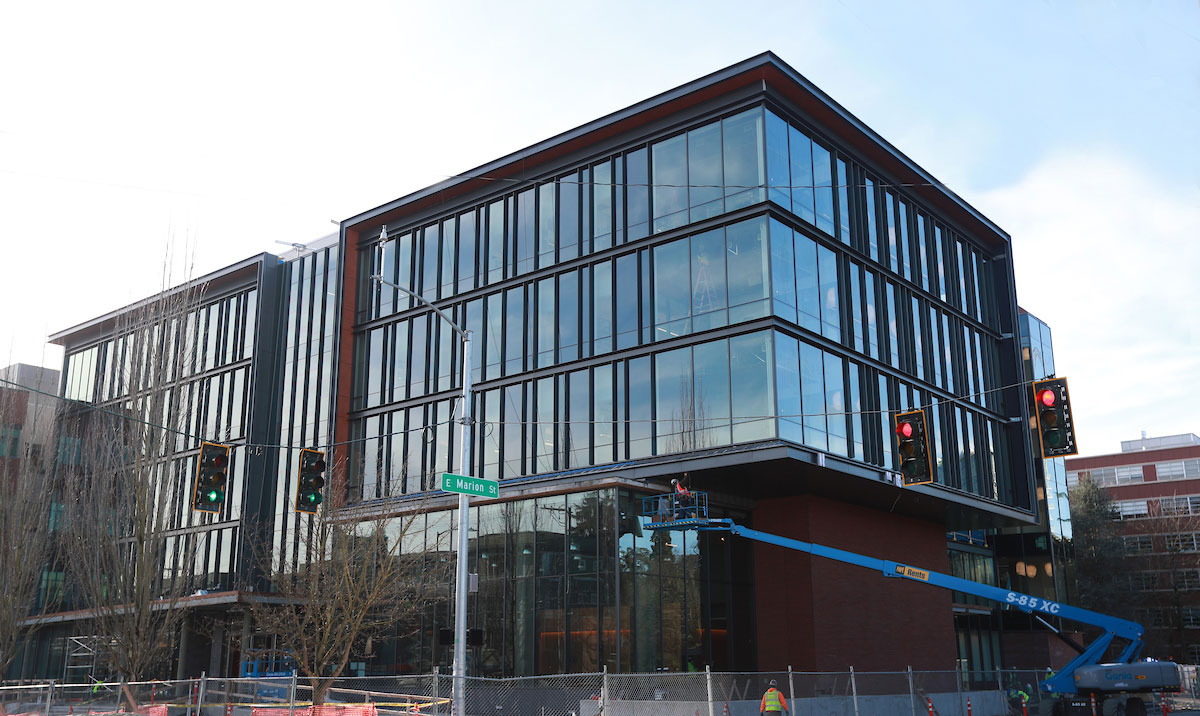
[
  {"x1": 342, "y1": 52, "x2": 782, "y2": 229},
  {"x1": 343, "y1": 51, "x2": 1009, "y2": 244},
  {"x1": 759, "y1": 56, "x2": 1010, "y2": 242}
]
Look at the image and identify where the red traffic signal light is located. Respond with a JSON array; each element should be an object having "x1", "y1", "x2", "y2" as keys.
[
  {"x1": 192, "y1": 442, "x2": 231, "y2": 513},
  {"x1": 893, "y1": 410, "x2": 934, "y2": 487},
  {"x1": 1032, "y1": 378, "x2": 1077, "y2": 458}
]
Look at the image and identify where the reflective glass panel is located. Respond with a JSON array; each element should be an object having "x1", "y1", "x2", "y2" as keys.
[
  {"x1": 688, "y1": 121, "x2": 723, "y2": 221},
  {"x1": 726, "y1": 218, "x2": 769, "y2": 322},
  {"x1": 730, "y1": 332, "x2": 774, "y2": 443},
  {"x1": 654, "y1": 238, "x2": 691, "y2": 341},
  {"x1": 652, "y1": 134, "x2": 688, "y2": 233}
]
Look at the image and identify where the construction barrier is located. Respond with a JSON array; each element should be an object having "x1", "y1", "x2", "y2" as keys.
[{"x1": 253, "y1": 706, "x2": 379, "y2": 716}]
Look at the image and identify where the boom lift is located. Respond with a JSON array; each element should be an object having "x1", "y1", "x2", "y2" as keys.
[{"x1": 643, "y1": 491, "x2": 1180, "y2": 716}]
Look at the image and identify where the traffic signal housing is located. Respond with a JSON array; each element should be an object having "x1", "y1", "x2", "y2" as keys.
[
  {"x1": 296, "y1": 448, "x2": 326, "y2": 514},
  {"x1": 192, "y1": 442, "x2": 230, "y2": 513},
  {"x1": 1033, "y1": 377, "x2": 1078, "y2": 458},
  {"x1": 894, "y1": 409, "x2": 934, "y2": 486}
]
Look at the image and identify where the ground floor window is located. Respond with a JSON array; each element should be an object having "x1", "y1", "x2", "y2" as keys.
[{"x1": 365, "y1": 487, "x2": 754, "y2": 676}]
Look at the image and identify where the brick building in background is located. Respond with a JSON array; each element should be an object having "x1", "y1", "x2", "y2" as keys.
[
  {"x1": 0, "y1": 364, "x2": 61, "y2": 480},
  {"x1": 1067, "y1": 433, "x2": 1200, "y2": 660}
]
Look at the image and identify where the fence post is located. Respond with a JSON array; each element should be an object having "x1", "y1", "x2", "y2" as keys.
[
  {"x1": 433, "y1": 667, "x2": 440, "y2": 716},
  {"x1": 955, "y1": 666, "x2": 963, "y2": 716},
  {"x1": 288, "y1": 670, "x2": 297, "y2": 716},
  {"x1": 199, "y1": 671, "x2": 208, "y2": 716},
  {"x1": 849, "y1": 667, "x2": 859, "y2": 716},
  {"x1": 787, "y1": 665, "x2": 795, "y2": 712},
  {"x1": 907, "y1": 666, "x2": 916, "y2": 716},
  {"x1": 704, "y1": 665, "x2": 714, "y2": 716},
  {"x1": 604, "y1": 666, "x2": 611, "y2": 716},
  {"x1": 43, "y1": 679, "x2": 54, "y2": 716}
]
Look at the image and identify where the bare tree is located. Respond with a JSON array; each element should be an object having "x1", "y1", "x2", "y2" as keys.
[
  {"x1": 1069, "y1": 477, "x2": 1133, "y2": 619},
  {"x1": 59, "y1": 275, "x2": 207, "y2": 691},
  {"x1": 250, "y1": 504, "x2": 438, "y2": 705},
  {"x1": 665, "y1": 376, "x2": 714, "y2": 455},
  {"x1": 0, "y1": 375, "x2": 62, "y2": 680}
]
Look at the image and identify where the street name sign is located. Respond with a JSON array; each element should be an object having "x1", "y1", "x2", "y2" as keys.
[{"x1": 441, "y1": 472, "x2": 498, "y2": 499}]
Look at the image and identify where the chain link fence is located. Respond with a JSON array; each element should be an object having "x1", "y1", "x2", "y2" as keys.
[{"x1": 4, "y1": 668, "x2": 1200, "y2": 716}]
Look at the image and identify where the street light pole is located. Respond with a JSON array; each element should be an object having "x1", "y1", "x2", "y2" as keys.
[
  {"x1": 370, "y1": 270, "x2": 472, "y2": 716},
  {"x1": 452, "y1": 333, "x2": 471, "y2": 715}
]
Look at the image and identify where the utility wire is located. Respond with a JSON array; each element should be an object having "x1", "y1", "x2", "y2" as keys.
[
  {"x1": 479, "y1": 373, "x2": 1036, "y2": 427},
  {"x1": 3, "y1": 371, "x2": 1044, "y2": 456}
]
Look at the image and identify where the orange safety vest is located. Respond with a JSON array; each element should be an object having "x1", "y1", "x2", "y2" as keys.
[{"x1": 761, "y1": 688, "x2": 788, "y2": 713}]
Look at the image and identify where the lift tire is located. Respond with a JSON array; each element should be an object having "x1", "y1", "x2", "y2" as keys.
[{"x1": 1123, "y1": 697, "x2": 1146, "y2": 716}]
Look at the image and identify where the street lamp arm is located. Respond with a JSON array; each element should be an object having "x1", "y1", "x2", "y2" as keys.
[
  {"x1": 369, "y1": 274, "x2": 468, "y2": 339},
  {"x1": 368, "y1": 269, "x2": 473, "y2": 714}
]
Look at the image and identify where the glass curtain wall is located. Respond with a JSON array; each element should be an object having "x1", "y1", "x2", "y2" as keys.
[
  {"x1": 350, "y1": 100, "x2": 1021, "y2": 507},
  {"x1": 58, "y1": 283, "x2": 260, "y2": 592},
  {"x1": 274, "y1": 246, "x2": 339, "y2": 571},
  {"x1": 364, "y1": 488, "x2": 750, "y2": 676}
]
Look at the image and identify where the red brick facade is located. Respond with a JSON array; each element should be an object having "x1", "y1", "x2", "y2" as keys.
[
  {"x1": 753, "y1": 495, "x2": 957, "y2": 670},
  {"x1": 1066, "y1": 436, "x2": 1200, "y2": 660}
]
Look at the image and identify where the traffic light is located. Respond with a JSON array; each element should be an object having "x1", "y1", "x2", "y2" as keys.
[
  {"x1": 894, "y1": 409, "x2": 934, "y2": 486},
  {"x1": 296, "y1": 448, "x2": 327, "y2": 514},
  {"x1": 192, "y1": 442, "x2": 230, "y2": 513},
  {"x1": 1033, "y1": 377, "x2": 1078, "y2": 458}
]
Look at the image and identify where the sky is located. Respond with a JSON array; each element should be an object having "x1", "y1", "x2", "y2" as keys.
[{"x1": 1, "y1": 0, "x2": 1197, "y2": 456}]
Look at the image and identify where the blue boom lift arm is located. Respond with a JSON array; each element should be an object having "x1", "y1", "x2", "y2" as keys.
[{"x1": 641, "y1": 493, "x2": 1145, "y2": 696}]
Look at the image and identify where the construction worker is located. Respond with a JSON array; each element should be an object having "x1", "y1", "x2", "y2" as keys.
[
  {"x1": 671, "y1": 478, "x2": 693, "y2": 519},
  {"x1": 1006, "y1": 676, "x2": 1029, "y2": 712},
  {"x1": 1043, "y1": 667, "x2": 1059, "y2": 707},
  {"x1": 760, "y1": 680, "x2": 789, "y2": 716}
]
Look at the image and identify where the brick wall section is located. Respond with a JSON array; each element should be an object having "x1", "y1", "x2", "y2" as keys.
[
  {"x1": 753, "y1": 495, "x2": 957, "y2": 671},
  {"x1": 1107, "y1": 478, "x2": 1200, "y2": 501},
  {"x1": 1001, "y1": 630, "x2": 1084, "y2": 671},
  {"x1": 1067, "y1": 445, "x2": 1200, "y2": 471}
]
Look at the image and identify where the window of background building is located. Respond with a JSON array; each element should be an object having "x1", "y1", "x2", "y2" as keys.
[
  {"x1": 1117, "y1": 500, "x2": 1150, "y2": 519},
  {"x1": 1158, "y1": 459, "x2": 1200, "y2": 481}
]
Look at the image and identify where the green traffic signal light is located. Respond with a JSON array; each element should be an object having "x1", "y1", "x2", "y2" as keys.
[
  {"x1": 193, "y1": 442, "x2": 231, "y2": 513},
  {"x1": 296, "y1": 448, "x2": 327, "y2": 514}
]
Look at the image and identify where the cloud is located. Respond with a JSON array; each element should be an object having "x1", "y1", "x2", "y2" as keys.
[{"x1": 976, "y1": 150, "x2": 1200, "y2": 454}]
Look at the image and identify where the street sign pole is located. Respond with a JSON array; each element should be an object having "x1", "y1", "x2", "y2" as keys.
[{"x1": 452, "y1": 333, "x2": 472, "y2": 716}]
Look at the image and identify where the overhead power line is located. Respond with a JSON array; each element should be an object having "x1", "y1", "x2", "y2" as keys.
[{"x1": 2, "y1": 372, "x2": 1042, "y2": 457}]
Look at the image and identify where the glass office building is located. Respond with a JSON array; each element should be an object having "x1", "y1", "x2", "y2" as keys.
[
  {"x1": 26, "y1": 53, "x2": 1041, "y2": 680},
  {"x1": 339, "y1": 53, "x2": 1039, "y2": 675},
  {"x1": 22, "y1": 239, "x2": 341, "y2": 681}
]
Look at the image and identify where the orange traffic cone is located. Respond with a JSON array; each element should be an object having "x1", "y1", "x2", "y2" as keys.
[{"x1": 723, "y1": 704, "x2": 730, "y2": 716}]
